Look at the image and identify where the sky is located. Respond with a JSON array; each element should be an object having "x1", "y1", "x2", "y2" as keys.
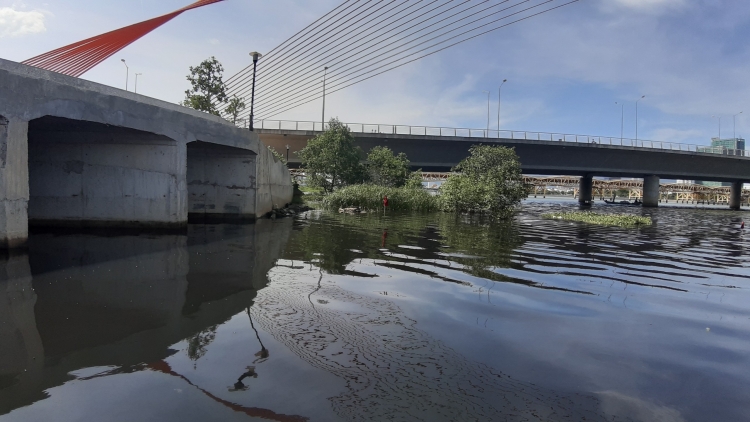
[{"x1": 2, "y1": 0, "x2": 750, "y2": 147}]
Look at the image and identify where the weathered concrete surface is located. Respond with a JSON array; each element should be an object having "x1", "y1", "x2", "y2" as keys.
[
  {"x1": 0, "y1": 58, "x2": 292, "y2": 247},
  {"x1": 643, "y1": 175, "x2": 660, "y2": 208},
  {"x1": 255, "y1": 146, "x2": 293, "y2": 216},
  {"x1": 730, "y1": 181, "x2": 744, "y2": 210},
  {"x1": 258, "y1": 130, "x2": 750, "y2": 182},
  {"x1": 28, "y1": 117, "x2": 186, "y2": 227},
  {"x1": 0, "y1": 118, "x2": 29, "y2": 248},
  {"x1": 578, "y1": 174, "x2": 593, "y2": 206},
  {"x1": 187, "y1": 141, "x2": 256, "y2": 222}
]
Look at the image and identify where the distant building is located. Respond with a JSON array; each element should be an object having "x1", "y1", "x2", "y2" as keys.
[{"x1": 695, "y1": 138, "x2": 745, "y2": 186}]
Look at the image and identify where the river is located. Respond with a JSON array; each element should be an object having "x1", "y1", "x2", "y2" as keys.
[{"x1": 1, "y1": 201, "x2": 749, "y2": 421}]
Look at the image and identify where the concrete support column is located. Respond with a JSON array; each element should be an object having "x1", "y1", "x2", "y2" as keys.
[
  {"x1": 729, "y1": 181, "x2": 743, "y2": 210},
  {"x1": 187, "y1": 142, "x2": 257, "y2": 222},
  {"x1": 0, "y1": 116, "x2": 29, "y2": 249},
  {"x1": 643, "y1": 175, "x2": 660, "y2": 208},
  {"x1": 578, "y1": 174, "x2": 593, "y2": 206}
]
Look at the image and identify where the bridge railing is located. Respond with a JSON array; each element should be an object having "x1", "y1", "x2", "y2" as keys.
[{"x1": 256, "y1": 120, "x2": 750, "y2": 159}]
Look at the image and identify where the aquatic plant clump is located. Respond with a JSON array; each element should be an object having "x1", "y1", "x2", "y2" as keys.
[
  {"x1": 322, "y1": 184, "x2": 439, "y2": 212},
  {"x1": 543, "y1": 211, "x2": 652, "y2": 227}
]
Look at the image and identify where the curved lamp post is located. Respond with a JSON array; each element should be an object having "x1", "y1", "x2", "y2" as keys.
[
  {"x1": 733, "y1": 111, "x2": 743, "y2": 140},
  {"x1": 498, "y1": 79, "x2": 507, "y2": 134},
  {"x1": 249, "y1": 52, "x2": 262, "y2": 131},
  {"x1": 635, "y1": 95, "x2": 645, "y2": 141},
  {"x1": 120, "y1": 59, "x2": 128, "y2": 91},
  {"x1": 322, "y1": 66, "x2": 329, "y2": 129}
]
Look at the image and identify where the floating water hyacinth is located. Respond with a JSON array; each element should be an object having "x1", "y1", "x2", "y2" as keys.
[{"x1": 542, "y1": 211, "x2": 652, "y2": 227}]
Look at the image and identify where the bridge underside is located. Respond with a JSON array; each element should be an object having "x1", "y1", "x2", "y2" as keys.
[{"x1": 260, "y1": 131, "x2": 749, "y2": 182}]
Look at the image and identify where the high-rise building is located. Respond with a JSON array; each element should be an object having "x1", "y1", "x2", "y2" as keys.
[{"x1": 695, "y1": 138, "x2": 745, "y2": 187}]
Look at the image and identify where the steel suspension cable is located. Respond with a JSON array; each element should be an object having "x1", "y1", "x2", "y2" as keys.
[
  {"x1": 251, "y1": 0, "x2": 532, "y2": 116},
  {"x1": 251, "y1": 0, "x2": 578, "y2": 121}
]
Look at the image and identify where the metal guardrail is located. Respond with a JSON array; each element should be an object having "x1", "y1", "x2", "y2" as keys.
[{"x1": 256, "y1": 119, "x2": 750, "y2": 159}]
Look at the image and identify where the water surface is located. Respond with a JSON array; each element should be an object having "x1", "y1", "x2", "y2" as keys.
[{"x1": 1, "y1": 202, "x2": 749, "y2": 421}]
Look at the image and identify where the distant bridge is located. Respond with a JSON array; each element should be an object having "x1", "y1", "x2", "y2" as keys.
[{"x1": 260, "y1": 120, "x2": 750, "y2": 209}]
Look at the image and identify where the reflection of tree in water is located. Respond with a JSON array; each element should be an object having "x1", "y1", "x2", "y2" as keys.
[
  {"x1": 288, "y1": 212, "x2": 523, "y2": 277},
  {"x1": 187, "y1": 325, "x2": 217, "y2": 362},
  {"x1": 251, "y1": 267, "x2": 613, "y2": 422}
]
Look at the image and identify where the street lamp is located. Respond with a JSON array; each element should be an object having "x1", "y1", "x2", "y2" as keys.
[
  {"x1": 712, "y1": 115, "x2": 721, "y2": 139},
  {"x1": 497, "y1": 79, "x2": 507, "y2": 134},
  {"x1": 483, "y1": 90, "x2": 490, "y2": 136},
  {"x1": 733, "y1": 111, "x2": 743, "y2": 140},
  {"x1": 615, "y1": 101, "x2": 624, "y2": 142},
  {"x1": 286, "y1": 144, "x2": 290, "y2": 162},
  {"x1": 635, "y1": 95, "x2": 645, "y2": 141},
  {"x1": 120, "y1": 59, "x2": 128, "y2": 91},
  {"x1": 135, "y1": 73, "x2": 142, "y2": 94},
  {"x1": 322, "y1": 66, "x2": 329, "y2": 129},
  {"x1": 249, "y1": 52, "x2": 262, "y2": 131}
]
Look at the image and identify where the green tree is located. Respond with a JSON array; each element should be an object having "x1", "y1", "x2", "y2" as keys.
[
  {"x1": 224, "y1": 95, "x2": 246, "y2": 125},
  {"x1": 366, "y1": 146, "x2": 411, "y2": 187},
  {"x1": 182, "y1": 56, "x2": 227, "y2": 116},
  {"x1": 440, "y1": 145, "x2": 527, "y2": 219},
  {"x1": 297, "y1": 118, "x2": 365, "y2": 193}
]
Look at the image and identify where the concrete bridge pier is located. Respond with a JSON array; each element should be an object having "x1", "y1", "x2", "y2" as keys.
[
  {"x1": 643, "y1": 175, "x2": 660, "y2": 208},
  {"x1": 0, "y1": 116, "x2": 29, "y2": 249},
  {"x1": 729, "y1": 181, "x2": 744, "y2": 210},
  {"x1": 578, "y1": 174, "x2": 593, "y2": 206},
  {"x1": 187, "y1": 141, "x2": 257, "y2": 222}
]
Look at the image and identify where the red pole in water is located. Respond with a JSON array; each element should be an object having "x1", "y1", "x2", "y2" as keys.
[
  {"x1": 383, "y1": 196, "x2": 389, "y2": 213},
  {"x1": 742, "y1": 221, "x2": 745, "y2": 229}
]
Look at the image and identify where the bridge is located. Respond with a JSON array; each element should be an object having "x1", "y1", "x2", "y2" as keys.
[
  {"x1": 258, "y1": 120, "x2": 750, "y2": 210},
  {"x1": 0, "y1": 58, "x2": 293, "y2": 249}
]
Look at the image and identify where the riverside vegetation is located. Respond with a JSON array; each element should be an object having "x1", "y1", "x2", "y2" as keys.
[{"x1": 299, "y1": 118, "x2": 527, "y2": 218}]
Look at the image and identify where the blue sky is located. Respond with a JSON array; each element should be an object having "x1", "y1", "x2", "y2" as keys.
[{"x1": 2, "y1": 0, "x2": 750, "y2": 146}]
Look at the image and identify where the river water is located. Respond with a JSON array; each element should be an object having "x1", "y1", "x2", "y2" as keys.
[{"x1": 1, "y1": 202, "x2": 749, "y2": 421}]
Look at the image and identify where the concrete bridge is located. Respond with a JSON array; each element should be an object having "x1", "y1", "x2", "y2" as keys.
[
  {"x1": 257, "y1": 120, "x2": 750, "y2": 210},
  {"x1": 0, "y1": 59, "x2": 292, "y2": 249}
]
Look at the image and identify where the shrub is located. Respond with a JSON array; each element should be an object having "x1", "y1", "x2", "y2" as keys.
[
  {"x1": 366, "y1": 146, "x2": 411, "y2": 187},
  {"x1": 297, "y1": 118, "x2": 366, "y2": 193},
  {"x1": 322, "y1": 184, "x2": 439, "y2": 212},
  {"x1": 439, "y1": 145, "x2": 527, "y2": 219}
]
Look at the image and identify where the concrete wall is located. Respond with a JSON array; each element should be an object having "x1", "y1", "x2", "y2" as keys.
[
  {"x1": 0, "y1": 118, "x2": 29, "y2": 248},
  {"x1": 255, "y1": 146, "x2": 293, "y2": 216},
  {"x1": 0, "y1": 58, "x2": 293, "y2": 247},
  {"x1": 28, "y1": 117, "x2": 186, "y2": 228},
  {"x1": 187, "y1": 141, "x2": 257, "y2": 222}
]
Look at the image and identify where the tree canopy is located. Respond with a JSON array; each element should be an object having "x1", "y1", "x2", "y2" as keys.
[
  {"x1": 366, "y1": 146, "x2": 411, "y2": 187},
  {"x1": 224, "y1": 95, "x2": 246, "y2": 125},
  {"x1": 440, "y1": 145, "x2": 527, "y2": 219},
  {"x1": 297, "y1": 118, "x2": 365, "y2": 193},
  {"x1": 182, "y1": 56, "x2": 227, "y2": 116}
]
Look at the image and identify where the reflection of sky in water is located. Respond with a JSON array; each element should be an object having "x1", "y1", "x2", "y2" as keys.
[{"x1": 1, "y1": 203, "x2": 749, "y2": 421}]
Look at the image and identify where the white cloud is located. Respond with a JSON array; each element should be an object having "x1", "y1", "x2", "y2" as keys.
[
  {"x1": 0, "y1": 7, "x2": 46, "y2": 38},
  {"x1": 607, "y1": 0, "x2": 687, "y2": 13}
]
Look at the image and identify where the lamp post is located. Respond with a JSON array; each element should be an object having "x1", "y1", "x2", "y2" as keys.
[
  {"x1": 483, "y1": 90, "x2": 490, "y2": 136},
  {"x1": 712, "y1": 115, "x2": 721, "y2": 139},
  {"x1": 135, "y1": 73, "x2": 142, "y2": 94},
  {"x1": 120, "y1": 59, "x2": 128, "y2": 91},
  {"x1": 497, "y1": 79, "x2": 507, "y2": 134},
  {"x1": 733, "y1": 111, "x2": 742, "y2": 140},
  {"x1": 286, "y1": 144, "x2": 290, "y2": 162},
  {"x1": 249, "y1": 52, "x2": 262, "y2": 131},
  {"x1": 635, "y1": 95, "x2": 645, "y2": 141},
  {"x1": 615, "y1": 101, "x2": 624, "y2": 142},
  {"x1": 322, "y1": 66, "x2": 329, "y2": 129}
]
